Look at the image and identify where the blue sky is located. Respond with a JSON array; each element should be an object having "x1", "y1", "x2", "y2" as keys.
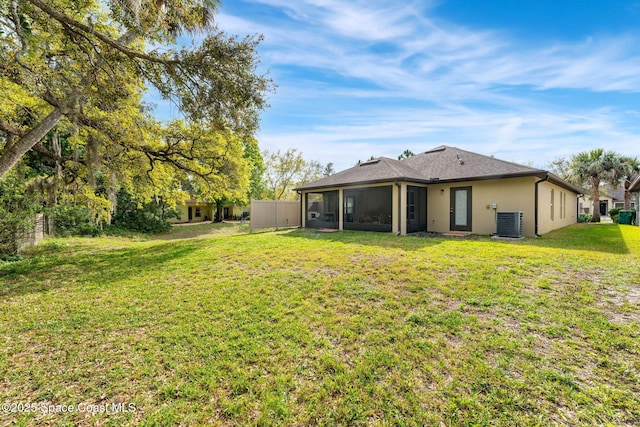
[{"x1": 155, "y1": 0, "x2": 640, "y2": 172}]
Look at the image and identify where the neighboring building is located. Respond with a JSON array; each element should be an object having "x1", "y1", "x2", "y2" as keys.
[
  {"x1": 579, "y1": 184, "x2": 635, "y2": 217},
  {"x1": 170, "y1": 199, "x2": 249, "y2": 223},
  {"x1": 295, "y1": 146, "x2": 582, "y2": 237}
]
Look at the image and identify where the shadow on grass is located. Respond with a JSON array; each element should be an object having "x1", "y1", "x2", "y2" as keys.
[
  {"x1": 151, "y1": 222, "x2": 250, "y2": 240},
  {"x1": 524, "y1": 223, "x2": 630, "y2": 254},
  {"x1": 280, "y1": 223, "x2": 633, "y2": 255},
  {"x1": 0, "y1": 239, "x2": 201, "y2": 299},
  {"x1": 277, "y1": 228, "x2": 452, "y2": 251}
]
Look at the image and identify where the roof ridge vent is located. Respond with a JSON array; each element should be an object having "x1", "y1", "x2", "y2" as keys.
[
  {"x1": 423, "y1": 146, "x2": 447, "y2": 154},
  {"x1": 360, "y1": 159, "x2": 380, "y2": 166}
]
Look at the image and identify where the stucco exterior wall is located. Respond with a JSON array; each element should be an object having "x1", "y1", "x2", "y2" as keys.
[
  {"x1": 301, "y1": 177, "x2": 577, "y2": 236},
  {"x1": 536, "y1": 180, "x2": 578, "y2": 235},
  {"x1": 578, "y1": 195, "x2": 614, "y2": 215},
  {"x1": 169, "y1": 203, "x2": 213, "y2": 223},
  {"x1": 426, "y1": 177, "x2": 537, "y2": 236}
]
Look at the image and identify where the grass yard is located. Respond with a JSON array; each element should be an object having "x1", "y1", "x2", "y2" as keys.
[{"x1": 1, "y1": 223, "x2": 639, "y2": 426}]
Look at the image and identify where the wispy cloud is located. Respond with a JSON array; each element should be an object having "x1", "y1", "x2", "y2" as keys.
[{"x1": 212, "y1": 0, "x2": 640, "y2": 170}]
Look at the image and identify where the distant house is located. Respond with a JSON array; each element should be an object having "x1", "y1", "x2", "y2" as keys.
[
  {"x1": 170, "y1": 199, "x2": 249, "y2": 224},
  {"x1": 295, "y1": 146, "x2": 581, "y2": 237},
  {"x1": 579, "y1": 184, "x2": 635, "y2": 217}
]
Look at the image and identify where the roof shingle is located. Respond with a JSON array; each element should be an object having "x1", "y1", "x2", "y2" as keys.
[{"x1": 296, "y1": 145, "x2": 581, "y2": 193}]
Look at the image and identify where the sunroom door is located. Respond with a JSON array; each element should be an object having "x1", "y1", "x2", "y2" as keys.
[{"x1": 407, "y1": 186, "x2": 426, "y2": 233}]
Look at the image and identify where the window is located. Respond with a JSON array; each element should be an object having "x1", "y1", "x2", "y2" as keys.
[
  {"x1": 195, "y1": 207, "x2": 201, "y2": 217},
  {"x1": 559, "y1": 191, "x2": 563, "y2": 219},
  {"x1": 550, "y1": 189, "x2": 554, "y2": 221}
]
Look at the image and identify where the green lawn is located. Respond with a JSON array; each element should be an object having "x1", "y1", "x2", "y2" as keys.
[{"x1": 1, "y1": 223, "x2": 639, "y2": 426}]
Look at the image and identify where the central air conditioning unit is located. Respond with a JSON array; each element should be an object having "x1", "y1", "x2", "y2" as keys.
[{"x1": 496, "y1": 211, "x2": 523, "y2": 238}]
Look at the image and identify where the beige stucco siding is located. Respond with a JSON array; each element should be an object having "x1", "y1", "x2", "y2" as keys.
[
  {"x1": 537, "y1": 181, "x2": 578, "y2": 235},
  {"x1": 426, "y1": 177, "x2": 537, "y2": 236},
  {"x1": 302, "y1": 177, "x2": 577, "y2": 236},
  {"x1": 169, "y1": 203, "x2": 213, "y2": 223}
]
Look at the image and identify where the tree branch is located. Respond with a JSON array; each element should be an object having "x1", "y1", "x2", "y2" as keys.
[{"x1": 28, "y1": 0, "x2": 179, "y2": 66}]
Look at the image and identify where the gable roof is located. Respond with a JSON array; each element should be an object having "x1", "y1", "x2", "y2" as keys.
[{"x1": 296, "y1": 145, "x2": 581, "y2": 193}]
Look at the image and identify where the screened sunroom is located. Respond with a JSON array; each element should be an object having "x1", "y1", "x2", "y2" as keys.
[
  {"x1": 343, "y1": 186, "x2": 393, "y2": 232},
  {"x1": 305, "y1": 191, "x2": 339, "y2": 229}
]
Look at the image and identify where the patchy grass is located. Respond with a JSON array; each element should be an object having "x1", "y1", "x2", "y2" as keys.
[{"x1": 1, "y1": 223, "x2": 639, "y2": 426}]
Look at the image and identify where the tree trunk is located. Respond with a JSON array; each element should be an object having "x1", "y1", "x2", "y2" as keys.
[
  {"x1": 215, "y1": 202, "x2": 223, "y2": 222},
  {"x1": 624, "y1": 180, "x2": 632, "y2": 210},
  {"x1": 592, "y1": 178, "x2": 601, "y2": 222},
  {"x1": 0, "y1": 108, "x2": 65, "y2": 179}
]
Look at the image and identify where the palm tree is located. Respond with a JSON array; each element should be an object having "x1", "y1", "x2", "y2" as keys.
[{"x1": 568, "y1": 149, "x2": 640, "y2": 222}]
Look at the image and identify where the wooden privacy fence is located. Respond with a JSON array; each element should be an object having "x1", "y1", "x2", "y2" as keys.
[{"x1": 250, "y1": 200, "x2": 301, "y2": 233}]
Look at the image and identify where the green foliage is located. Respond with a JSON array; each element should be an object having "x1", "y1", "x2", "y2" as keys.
[
  {"x1": 568, "y1": 149, "x2": 640, "y2": 222},
  {"x1": 0, "y1": 0, "x2": 272, "y2": 220},
  {"x1": 609, "y1": 208, "x2": 621, "y2": 224},
  {"x1": 0, "y1": 174, "x2": 42, "y2": 258},
  {"x1": 398, "y1": 149, "x2": 415, "y2": 160},
  {"x1": 52, "y1": 204, "x2": 102, "y2": 237},
  {"x1": 264, "y1": 148, "x2": 308, "y2": 200},
  {"x1": 110, "y1": 189, "x2": 178, "y2": 234},
  {"x1": 578, "y1": 213, "x2": 595, "y2": 223},
  {"x1": 263, "y1": 148, "x2": 332, "y2": 200},
  {"x1": 243, "y1": 139, "x2": 267, "y2": 200}
]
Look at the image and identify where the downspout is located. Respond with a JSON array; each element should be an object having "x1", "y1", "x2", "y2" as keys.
[
  {"x1": 395, "y1": 181, "x2": 402, "y2": 235},
  {"x1": 297, "y1": 191, "x2": 303, "y2": 229},
  {"x1": 576, "y1": 193, "x2": 583, "y2": 221},
  {"x1": 534, "y1": 174, "x2": 549, "y2": 236}
]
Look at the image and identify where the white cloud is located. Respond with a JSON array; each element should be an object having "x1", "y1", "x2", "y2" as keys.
[
  {"x1": 257, "y1": 106, "x2": 640, "y2": 171},
  {"x1": 210, "y1": 1, "x2": 640, "y2": 172}
]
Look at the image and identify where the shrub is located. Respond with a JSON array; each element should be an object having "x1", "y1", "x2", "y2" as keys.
[
  {"x1": 53, "y1": 204, "x2": 102, "y2": 237},
  {"x1": 578, "y1": 214, "x2": 594, "y2": 223},
  {"x1": 110, "y1": 190, "x2": 178, "y2": 234},
  {"x1": 608, "y1": 208, "x2": 620, "y2": 217}
]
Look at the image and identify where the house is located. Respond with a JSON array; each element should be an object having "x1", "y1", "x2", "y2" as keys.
[
  {"x1": 578, "y1": 184, "x2": 635, "y2": 217},
  {"x1": 170, "y1": 199, "x2": 249, "y2": 223},
  {"x1": 295, "y1": 146, "x2": 582, "y2": 237}
]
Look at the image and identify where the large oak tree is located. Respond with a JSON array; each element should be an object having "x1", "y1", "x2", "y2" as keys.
[{"x1": 0, "y1": 0, "x2": 271, "y2": 196}]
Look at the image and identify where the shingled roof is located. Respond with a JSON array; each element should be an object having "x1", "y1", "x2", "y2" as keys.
[
  {"x1": 296, "y1": 145, "x2": 581, "y2": 193},
  {"x1": 295, "y1": 157, "x2": 429, "y2": 191},
  {"x1": 402, "y1": 145, "x2": 545, "y2": 180}
]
